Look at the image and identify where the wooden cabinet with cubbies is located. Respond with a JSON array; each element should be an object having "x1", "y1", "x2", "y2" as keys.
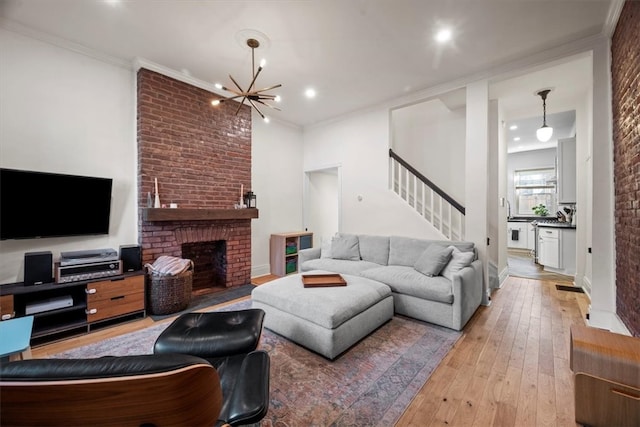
[{"x1": 270, "y1": 232, "x2": 313, "y2": 276}]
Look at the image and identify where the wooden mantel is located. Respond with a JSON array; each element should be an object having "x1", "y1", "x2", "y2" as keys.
[{"x1": 142, "y1": 208, "x2": 259, "y2": 222}]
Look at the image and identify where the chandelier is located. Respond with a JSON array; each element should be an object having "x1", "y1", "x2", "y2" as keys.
[
  {"x1": 535, "y1": 89, "x2": 553, "y2": 142},
  {"x1": 211, "y1": 38, "x2": 281, "y2": 122}
]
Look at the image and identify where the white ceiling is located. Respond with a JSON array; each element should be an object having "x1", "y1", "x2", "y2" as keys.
[{"x1": 0, "y1": 0, "x2": 614, "y2": 129}]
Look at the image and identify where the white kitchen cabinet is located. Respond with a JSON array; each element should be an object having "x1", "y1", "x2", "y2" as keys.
[
  {"x1": 537, "y1": 227, "x2": 576, "y2": 276},
  {"x1": 557, "y1": 137, "x2": 577, "y2": 204},
  {"x1": 507, "y1": 221, "x2": 528, "y2": 249},
  {"x1": 526, "y1": 223, "x2": 535, "y2": 251},
  {"x1": 538, "y1": 228, "x2": 560, "y2": 268}
]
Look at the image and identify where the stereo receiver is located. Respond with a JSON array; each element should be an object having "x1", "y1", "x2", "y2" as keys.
[{"x1": 55, "y1": 260, "x2": 122, "y2": 284}]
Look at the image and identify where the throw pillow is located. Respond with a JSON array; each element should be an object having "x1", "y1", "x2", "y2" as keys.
[
  {"x1": 414, "y1": 244, "x2": 454, "y2": 277},
  {"x1": 441, "y1": 246, "x2": 475, "y2": 281},
  {"x1": 330, "y1": 234, "x2": 361, "y2": 261},
  {"x1": 320, "y1": 238, "x2": 333, "y2": 259}
]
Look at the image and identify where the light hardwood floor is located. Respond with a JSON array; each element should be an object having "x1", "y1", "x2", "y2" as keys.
[
  {"x1": 31, "y1": 275, "x2": 589, "y2": 426},
  {"x1": 396, "y1": 275, "x2": 589, "y2": 427}
]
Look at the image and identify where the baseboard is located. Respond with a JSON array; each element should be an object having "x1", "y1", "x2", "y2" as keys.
[
  {"x1": 587, "y1": 306, "x2": 631, "y2": 336},
  {"x1": 498, "y1": 266, "x2": 509, "y2": 288},
  {"x1": 251, "y1": 263, "x2": 271, "y2": 279},
  {"x1": 581, "y1": 276, "x2": 592, "y2": 296}
]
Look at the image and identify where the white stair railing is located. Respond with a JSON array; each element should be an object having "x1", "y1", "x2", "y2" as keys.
[{"x1": 389, "y1": 149, "x2": 465, "y2": 241}]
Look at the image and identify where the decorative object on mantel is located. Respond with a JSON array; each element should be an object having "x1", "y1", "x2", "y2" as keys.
[
  {"x1": 535, "y1": 88, "x2": 554, "y2": 142},
  {"x1": 235, "y1": 184, "x2": 247, "y2": 209},
  {"x1": 211, "y1": 31, "x2": 282, "y2": 123},
  {"x1": 244, "y1": 191, "x2": 257, "y2": 208},
  {"x1": 154, "y1": 178, "x2": 161, "y2": 208}
]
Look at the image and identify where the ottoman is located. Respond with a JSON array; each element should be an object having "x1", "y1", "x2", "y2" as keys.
[
  {"x1": 153, "y1": 309, "x2": 265, "y2": 361},
  {"x1": 251, "y1": 271, "x2": 394, "y2": 359}
]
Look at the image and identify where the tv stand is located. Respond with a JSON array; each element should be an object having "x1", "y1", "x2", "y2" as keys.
[{"x1": 0, "y1": 272, "x2": 145, "y2": 345}]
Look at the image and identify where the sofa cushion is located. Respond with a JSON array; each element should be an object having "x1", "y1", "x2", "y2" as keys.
[
  {"x1": 301, "y1": 258, "x2": 381, "y2": 276},
  {"x1": 331, "y1": 234, "x2": 360, "y2": 260},
  {"x1": 357, "y1": 234, "x2": 390, "y2": 265},
  {"x1": 320, "y1": 238, "x2": 333, "y2": 259},
  {"x1": 361, "y1": 266, "x2": 453, "y2": 304},
  {"x1": 388, "y1": 236, "x2": 433, "y2": 266},
  {"x1": 441, "y1": 246, "x2": 476, "y2": 281},
  {"x1": 414, "y1": 244, "x2": 453, "y2": 277},
  {"x1": 389, "y1": 237, "x2": 476, "y2": 267}
]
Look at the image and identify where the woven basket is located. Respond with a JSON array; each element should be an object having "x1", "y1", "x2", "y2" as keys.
[{"x1": 146, "y1": 269, "x2": 193, "y2": 315}]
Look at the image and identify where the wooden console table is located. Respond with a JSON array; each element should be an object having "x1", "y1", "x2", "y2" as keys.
[{"x1": 570, "y1": 324, "x2": 640, "y2": 426}]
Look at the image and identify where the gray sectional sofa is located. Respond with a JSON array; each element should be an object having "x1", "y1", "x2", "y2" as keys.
[{"x1": 298, "y1": 234, "x2": 484, "y2": 331}]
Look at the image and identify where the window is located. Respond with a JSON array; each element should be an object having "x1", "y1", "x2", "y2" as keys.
[{"x1": 514, "y1": 168, "x2": 556, "y2": 216}]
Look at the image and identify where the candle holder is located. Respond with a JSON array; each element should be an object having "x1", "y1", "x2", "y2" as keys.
[{"x1": 244, "y1": 191, "x2": 257, "y2": 208}]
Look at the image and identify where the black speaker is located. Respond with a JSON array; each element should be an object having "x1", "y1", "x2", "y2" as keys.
[
  {"x1": 120, "y1": 245, "x2": 142, "y2": 272},
  {"x1": 24, "y1": 251, "x2": 53, "y2": 286}
]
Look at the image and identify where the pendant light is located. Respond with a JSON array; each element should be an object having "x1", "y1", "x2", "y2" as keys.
[
  {"x1": 536, "y1": 89, "x2": 553, "y2": 142},
  {"x1": 211, "y1": 37, "x2": 281, "y2": 123}
]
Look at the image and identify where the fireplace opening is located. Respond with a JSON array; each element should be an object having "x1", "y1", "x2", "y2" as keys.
[{"x1": 182, "y1": 240, "x2": 227, "y2": 295}]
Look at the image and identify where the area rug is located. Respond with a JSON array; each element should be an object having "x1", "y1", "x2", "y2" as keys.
[
  {"x1": 52, "y1": 300, "x2": 460, "y2": 426},
  {"x1": 149, "y1": 283, "x2": 255, "y2": 321}
]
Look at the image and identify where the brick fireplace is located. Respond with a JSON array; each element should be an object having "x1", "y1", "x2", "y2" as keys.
[{"x1": 137, "y1": 68, "x2": 255, "y2": 293}]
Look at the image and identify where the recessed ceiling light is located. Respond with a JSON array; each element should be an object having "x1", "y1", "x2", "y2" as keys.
[
  {"x1": 305, "y1": 88, "x2": 316, "y2": 99},
  {"x1": 435, "y1": 28, "x2": 452, "y2": 43},
  {"x1": 514, "y1": 137, "x2": 521, "y2": 141},
  {"x1": 509, "y1": 125, "x2": 518, "y2": 130}
]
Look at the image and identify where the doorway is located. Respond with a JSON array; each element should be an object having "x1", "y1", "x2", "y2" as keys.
[{"x1": 304, "y1": 166, "x2": 341, "y2": 247}]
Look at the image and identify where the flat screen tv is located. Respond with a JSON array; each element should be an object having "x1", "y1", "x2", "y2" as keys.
[{"x1": 1, "y1": 168, "x2": 113, "y2": 240}]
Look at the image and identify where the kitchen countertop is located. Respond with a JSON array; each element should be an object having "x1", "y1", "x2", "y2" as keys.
[
  {"x1": 507, "y1": 216, "x2": 541, "y2": 222},
  {"x1": 507, "y1": 217, "x2": 577, "y2": 229},
  {"x1": 537, "y1": 222, "x2": 576, "y2": 229}
]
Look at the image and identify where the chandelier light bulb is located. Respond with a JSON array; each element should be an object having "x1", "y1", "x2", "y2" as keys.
[
  {"x1": 274, "y1": 95, "x2": 281, "y2": 103},
  {"x1": 263, "y1": 116, "x2": 270, "y2": 123},
  {"x1": 260, "y1": 58, "x2": 266, "y2": 68},
  {"x1": 435, "y1": 28, "x2": 452, "y2": 43},
  {"x1": 211, "y1": 100, "x2": 220, "y2": 106},
  {"x1": 214, "y1": 83, "x2": 223, "y2": 90}
]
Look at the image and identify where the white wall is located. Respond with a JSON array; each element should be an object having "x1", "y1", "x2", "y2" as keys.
[
  {"x1": 303, "y1": 108, "x2": 444, "y2": 240},
  {"x1": 251, "y1": 115, "x2": 304, "y2": 277},
  {"x1": 0, "y1": 28, "x2": 137, "y2": 284},
  {"x1": 391, "y1": 99, "x2": 466, "y2": 204},
  {"x1": 0, "y1": 27, "x2": 305, "y2": 284}
]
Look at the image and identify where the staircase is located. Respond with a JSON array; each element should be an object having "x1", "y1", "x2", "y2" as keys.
[{"x1": 389, "y1": 149, "x2": 465, "y2": 241}]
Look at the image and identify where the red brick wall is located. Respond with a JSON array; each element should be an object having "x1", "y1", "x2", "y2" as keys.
[
  {"x1": 611, "y1": 1, "x2": 640, "y2": 336},
  {"x1": 137, "y1": 68, "x2": 253, "y2": 288}
]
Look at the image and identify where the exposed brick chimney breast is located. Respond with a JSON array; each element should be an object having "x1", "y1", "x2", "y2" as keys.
[
  {"x1": 612, "y1": 1, "x2": 640, "y2": 336},
  {"x1": 137, "y1": 68, "x2": 253, "y2": 290}
]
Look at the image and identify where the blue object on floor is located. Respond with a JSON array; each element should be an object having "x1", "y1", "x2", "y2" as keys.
[{"x1": 0, "y1": 315, "x2": 34, "y2": 361}]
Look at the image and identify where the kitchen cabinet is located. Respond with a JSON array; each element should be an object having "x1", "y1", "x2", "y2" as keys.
[
  {"x1": 508, "y1": 221, "x2": 530, "y2": 249},
  {"x1": 537, "y1": 226, "x2": 576, "y2": 276},
  {"x1": 538, "y1": 228, "x2": 560, "y2": 268},
  {"x1": 557, "y1": 137, "x2": 576, "y2": 204}
]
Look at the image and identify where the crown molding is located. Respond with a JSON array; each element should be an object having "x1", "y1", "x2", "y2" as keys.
[
  {"x1": 603, "y1": 0, "x2": 625, "y2": 38},
  {"x1": 0, "y1": 18, "x2": 130, "y2": 70}
]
